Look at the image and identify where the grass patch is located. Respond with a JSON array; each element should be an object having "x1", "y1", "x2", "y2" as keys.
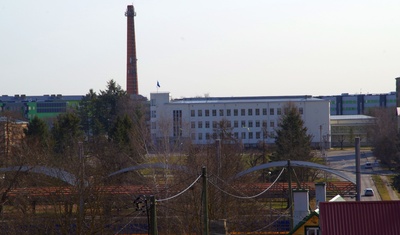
[
  {"x1": 329, "y1": 147, "x2": 372, "y2": 151},
  {"x1": 389, "y1": 175, "x2": 400, "y2": 198},
  {"x1": 372, "y1": 175, "x2": 391, "y2": 200}
]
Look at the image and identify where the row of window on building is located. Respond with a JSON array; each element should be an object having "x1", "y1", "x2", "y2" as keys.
[
  {"x1": 150, "y1": 107, "x2": 304, "y2": 119},
  {"x1": 150, "y1": 131, "x2": 273, "y2": 142},
  {"x1": 151, "y1": 119, "x2": 276, "y2": 130},
  {"x1": 1, "y1": 102, "x2": 68, "y2": 113},
  {"x1": 190, "y1": 107, "x2": 303, "y2": 117},
  {"x1": 191, "y1": 131, "x2": 274, "y2": 141},
  {"x1": 37, "y1": 107, "x2": 67, "y2": 113},
  {"x1": 331, "y1": 99, "x2": 396, "y2": 105},
  {"x1": 190, "y1": 120, "x2": 275, "y2": 129}
]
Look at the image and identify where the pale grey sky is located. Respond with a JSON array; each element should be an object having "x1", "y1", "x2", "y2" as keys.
[{"x1": 1, "y1": 0, "x2": 399, "y2": 99}]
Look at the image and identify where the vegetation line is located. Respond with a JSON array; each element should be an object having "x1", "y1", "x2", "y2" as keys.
[{"x1": 372, "y1": 175, "x2": 391, "y2": 200}]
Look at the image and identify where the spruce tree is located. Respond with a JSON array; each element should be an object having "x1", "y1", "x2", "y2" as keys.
[
  {"x1": 274, "y1": 102, "x2": 314, "y2": 162},
  {"x1": 24, "y1": 116, "x2": 49, "y2": 147},
  {"x1": 51, "y1": 112, "x2": 84, "y2": 155},
  {"x1": 274, "y1": 103, "x2": 319, "y2": 182}
]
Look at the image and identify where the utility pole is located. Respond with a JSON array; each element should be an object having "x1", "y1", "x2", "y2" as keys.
[
  {"x1": 319, "y1": 125, "x2": 322, "y2": 149},
  {"x1": 202, "y1": 167, "x2": 209, "y2": 235},
  {"x1": 134, "y1": 195, "x2": 150, "y2": 235},
  {"x1": 268, "y1": 171, "x2": 272, "y2": 223},
  {"x1": 77, "y1": 142, "x2": 85, "y2": 235},
  {"x1": 355, "y1": 137, "x2": 361, "y2": 201},
  {"x1": 216, "y1": 139, "x2": 226, "y2": 217},
  {"x1": 150, "y1": 195, "x2": 158, "y2": 235},
  {"x1": 216, "y1": 139, "x2": 221, "y2": 177},
  {"x1": 287, "y1": 160, "x2": 293, "y2": 231}
]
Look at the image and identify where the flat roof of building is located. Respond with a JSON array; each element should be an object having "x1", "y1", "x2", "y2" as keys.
[
  {"x1": 170, "y1": 95, "x2": 323, "y2": 104},
  {"x1": 0, "y1": 95, "x2": 83, "y2": 102},
  {"x1": 330, "y1": 115, "x2": 374, "y2": 120},
  {"x1": 317, "y1": 91, "x2": 396, "y2": 97}
]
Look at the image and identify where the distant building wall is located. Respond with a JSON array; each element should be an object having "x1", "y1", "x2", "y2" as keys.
[
  {"x1": 318, "y1": 92, "x2": 396, "y2": 115},
  {"x1": 150, "y1": 93, "x2": 330, "y2": 148},
  {"x1": 0, "y1": 117, "x2": 28, "y2": 156},
  {"x1": 0, "y1": 95, "x2": 82, "y2": 121},
  {"x1": 330, "y1": 115, "x2": 375, "y2": 148}
]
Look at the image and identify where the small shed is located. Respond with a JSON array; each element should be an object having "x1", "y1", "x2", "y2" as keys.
[
  {"x1": 288, "y1": 195, "x2": 345, "y2": 235},
  {"x1": 288, "y1": 210, "x2": 319, "y2": 235}
]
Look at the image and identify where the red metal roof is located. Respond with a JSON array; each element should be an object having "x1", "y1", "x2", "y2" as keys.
[{"x1": 319, "y1": 201, "x2": 400, "y2": 235}]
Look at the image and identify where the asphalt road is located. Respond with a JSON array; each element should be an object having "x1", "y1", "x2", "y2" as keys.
[{"x1": 324, "y1": 149, "x2": 380, "y2": 201}]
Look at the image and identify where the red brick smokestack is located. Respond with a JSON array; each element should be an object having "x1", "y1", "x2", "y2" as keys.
[{"x1": 125, "y1": 5, "x2": 138, "y2": 95}]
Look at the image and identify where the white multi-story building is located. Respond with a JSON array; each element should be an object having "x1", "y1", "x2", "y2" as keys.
[{"x1": 150, "y1": 92, "x2": 330, "y2": 148}]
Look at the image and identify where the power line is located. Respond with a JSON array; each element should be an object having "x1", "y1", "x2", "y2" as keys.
[
  {"x1": 156, "y1": 174, "x2": 202, "y2": 202},
  {"x1": 250, "y1": 205, "x2": 292, "y2": 233},
  {"x1": 114, "y1": 210, "x2": 143, "y2": 235},
  {"x1": 209, "y1": 168, "x2": 285, "y2": 199}
]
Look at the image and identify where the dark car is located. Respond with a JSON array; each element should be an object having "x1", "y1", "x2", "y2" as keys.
[{"x1": 365, "y1": 162, "x2": 372, "y2": 169}]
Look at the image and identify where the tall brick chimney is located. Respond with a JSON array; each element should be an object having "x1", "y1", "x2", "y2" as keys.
[{"x1": 125, "y1": 5, "x2": 138, "y2": 95}]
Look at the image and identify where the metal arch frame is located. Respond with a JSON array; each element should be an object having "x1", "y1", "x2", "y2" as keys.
[
  {"x1": 0, "y1": 166, "x2": 79, "y2": 186},
  {"x1": 107, "y1": 163, "x2": 190, "y2": 178},
  {"x1": 234, "y1": 160, "x2": 356, "y2": 184},
  {"x1": 0, "y1": 163, "x2": 190, "y2": 186},
  {"x1": 0, "y1": 161, "x2": 355, "y2": 187},
  {"x1": 108, "y1": 162, "x2": 356, "y2": 184}
]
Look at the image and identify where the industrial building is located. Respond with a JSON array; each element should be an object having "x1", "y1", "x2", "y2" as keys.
[
  {"x1": 0, "y1": 94, "x2": 82, "y2": 121},
  {"x1": 150, "y1": 92, "x2": 330, "y2": 147},
  {"x1": 317, "y1": 92, "x2": 396, "y2": 115},
  {"x1": 0, "y1": 92, "x2": 395, "y2": 122},
  {"x1": 330, "y1": 115, "x2": 375, "y2": 148}
]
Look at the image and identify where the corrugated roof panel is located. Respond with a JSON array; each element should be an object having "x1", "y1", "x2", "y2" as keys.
[{"x1": 319, "y1": 201, "x2": 400, "y2": 235}]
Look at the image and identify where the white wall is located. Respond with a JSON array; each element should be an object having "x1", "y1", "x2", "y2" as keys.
[{"x1": 150, "y1": 93, "x2": 330, "y2": 147}]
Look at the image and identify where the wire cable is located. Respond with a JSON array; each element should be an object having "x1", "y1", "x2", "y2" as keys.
[
  {"x1": 250, "y1": 204, "x2": 292, "y2": 233},
  {"x1": 113, "y1": 210, "x2": 143, "y2": 235},
  {"x1": 156, "y1": 174, "x2": 202, "y2": 202},
  {"x1": 209, "y1": 168, "x2": 285, "y2": 199}
]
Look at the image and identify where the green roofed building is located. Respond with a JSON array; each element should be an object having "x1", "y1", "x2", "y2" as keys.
[{"x1": 0, "y1": 94, "x2": 83, "y2": 121}]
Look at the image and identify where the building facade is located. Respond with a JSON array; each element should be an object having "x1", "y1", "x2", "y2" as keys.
[
  {"x1": 0, "y1": 94, "x2": 82, "y2": 121},
  {"x1": 330, "y1": 115, "x2": 375, "y2": 148},
  {"x1": 150, "y1": 93, "x2": 330, "y2": 147},
  {"x1": 0, "y1": 117, "x2": 28, "y2": 156},
  {"x1": 317, "y1": 92, "x2": 396, "y2": 115}
]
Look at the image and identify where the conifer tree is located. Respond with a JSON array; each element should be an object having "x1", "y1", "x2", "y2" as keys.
[
  {"x1": 51, "y1": 112, "x2": 84, "y2": 155},
  {"x1": 24, "y1": 116, "x2": 49, "y2": 147},
  {"x1": 274, "y1": 102, "x2": 313, "y2": 162}
]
